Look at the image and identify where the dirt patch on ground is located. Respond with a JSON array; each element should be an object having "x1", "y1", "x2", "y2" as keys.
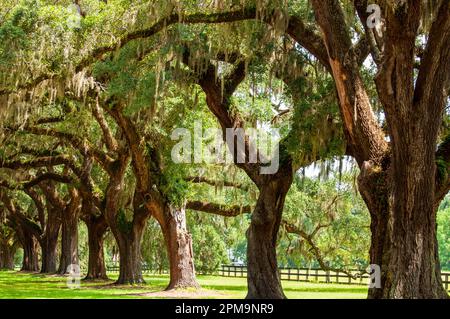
[{"x1": 135, "y1": 289, "x2": 229, "y2": 299}]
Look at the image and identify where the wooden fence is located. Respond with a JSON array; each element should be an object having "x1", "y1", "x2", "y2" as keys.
[{"x1": 219, "y1": 265, "x2": 450, "y2": 291}]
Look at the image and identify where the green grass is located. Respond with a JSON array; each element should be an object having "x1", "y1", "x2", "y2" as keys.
[{"x1": 0, "y1": 270, "x2": 368, "y2": 299}]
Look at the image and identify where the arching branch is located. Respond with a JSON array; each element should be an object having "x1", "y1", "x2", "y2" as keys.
[
  {"x1": 9, "y1": 125, "x2": 114, "y2": 173},
  {"x1": 281, "y1": 220, "x2": 366, "y2": 279},
  {"x1": 22, "y1": 173, "x2": 74, "y2": 189},
  {"x1": 0, "y1": 155, "x2": 74, "y2": 170},
  {"x1": 91, "y1": 97, "x2": 118, "y2": 152},
  {"x1": 186, "y1": 200, "x2": 251, "y2": 217},
  {"x1": 310, "y1": 0, "x2": 388, "y2": 165},
  {"x1": 184, "y1": 176, "x2": 249, "y2": 191}
]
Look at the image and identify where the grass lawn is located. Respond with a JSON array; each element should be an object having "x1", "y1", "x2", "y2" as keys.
[{"x1": 0, "y1": 270, "x2": 368, "y2": 299}]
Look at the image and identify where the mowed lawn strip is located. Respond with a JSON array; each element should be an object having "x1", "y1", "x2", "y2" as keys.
[{"x1": 0, "y1": 271, "x2": 368, "y2": 299}]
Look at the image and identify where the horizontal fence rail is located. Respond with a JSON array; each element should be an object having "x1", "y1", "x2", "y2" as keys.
[
  {"x1": 105, "y1": 264, "x2": 450, "y2": 291},
  {"x1": 219, "y1": 265, "x2": 450, "y2": 291}
]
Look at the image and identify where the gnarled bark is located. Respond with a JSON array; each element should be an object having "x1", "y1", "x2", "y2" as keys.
[
  {"x1": 310, "y1": 0, "x2": 450, "y2": 298},
  {"x1": 160, "y1": 205, "x2": 198, "y2": 290},
  {"x1": 0, "y1": 241, "x2": 17, "y2": 270},
  {"x1": 16, "y1": 226, "x2": 39, "y2": 272},
  {"x1": 107, "y1": 107, "x2": 198, "y2": 289},
  {"x1": 246, "y1": 167, "x2": 293, "y2": 299},
  {"x1": 57, "y1": 216, "x2": 79, "y2": 274},
  {"x1": 102, "y1": 152, "x2": 147, "y2": 285},
  {"x1": 84, "y1": 214, "x2": 108, "y2": 280},
  {"x1": 358, "y1": 165, "x2": 390, "y2": 299},
  {"x1": 57, "y1": 189, "x2": 81, "y2": 274},
  {"x1": 114, "y1": 221, "x2": 146, "y2": 285},
  {"x1": 40, "y1": 208, "x2": 60, "y2": 273},
  {"x1": 189, "y1": 54, "x2": 295, "y2": 299}
]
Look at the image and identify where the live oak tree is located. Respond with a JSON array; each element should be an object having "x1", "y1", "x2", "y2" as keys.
[
  {"x1": 308, "y1": 0, "x2": 450, "y2": 298},
  {"x1": 6, "y1": 85, "x2": 198, "y2": 287},
  {"x1": 107, "y1": 106, "x2": 200, "y2": 289},
  {"x1": 0, "y1": 177, "x2": 63, "y2": 273},
  {"x1": 0, "y1": 217, "x2": 18, "y2": 270},
  {"x1": 86, "y1": 43, "x2": 200, "y2": 288},
  {"x1": 177, "y1": 35, "x2": 346, "y2": 297},
  {"x1": 1, "y1": 0, "x2": 448, "y2": 299},
  {"x1": 0, "y1": 107, "x2": 112, "y2": 278},
  {"x1": 0, "y1": 189, "x2": 39, "y2": 271},
  {"x1": 174, "y1": 0, "x2": 450, "y2": 298}
]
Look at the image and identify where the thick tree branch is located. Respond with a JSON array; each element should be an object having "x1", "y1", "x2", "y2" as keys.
[
  {"x1": 0, "y1": 191, "x2": 42, "y2": 239},
  {"x1": 311, "y1": 0, "x2": 388, "y2": 165},
  {"x1": 0, "y1": 6, "x2": 329, "y2": 103},
  {"x1": 106, "y1": 108, "x2": 150, "y2": 193},
  {"x1": 184, "y1": 176, "x2": 249, "y2": 191},
  {"x1": 92, "y1": 97, "x2": 118, "y2": 152},
  {"x1": 38, "y1": 180, "x2": 65, "y2": 211},
  {"x1": 0, "y1": 172, "x2": 73, "y2": 190},
  {"x1": 185, "y1": 52, "x2": 264, "y2": 184},
  {"x1": 353, "y1": 0, "x2": 383, "y2": 65},
  {"x1": 7, "y1": 145, "x2": 61, "y2": 160},
  {"x1": 22, "y1": 173, "x2": 74, "y2": 189},
  {"x1": 286, "y1": 15, "x2": 330, "y2": 70},
  {"x1": 0, "y1": 155, "x2": 74, "y2": 170},
  {"x1": 14, "y1": 125, "x2": 114, "y2": 172},
  {"x1": 374, "y1": 0, "x2": 421, "y2": 114},
  {"x1": 33, "y1": 116, "x2": 66, "y2": 125},
  {"x1": 186, "y1": 200, "x2": 252, "y2": 217},
  {"x1": 0, "y1": 7, "x2": 257, "y2": 96},
  {"x1": 24, "y1": 188, "x2": 46, "y2": 229},
  {"x1": 281, "y1": 220, "x2": 366, "y2": 279}
]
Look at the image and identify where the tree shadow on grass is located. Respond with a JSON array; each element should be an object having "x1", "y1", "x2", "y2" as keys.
[{"x1": 87, "y1": 282, "x2": 153, "y2": 290}]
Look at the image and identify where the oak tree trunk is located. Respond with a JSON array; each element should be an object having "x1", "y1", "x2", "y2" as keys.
[
  {"x1": 162, "y1": 205, "x2": 198, "y2": 290},
  {"x1": 358, "y1": 166, "x2": 391, "y2": 299},
  {"x1": 57, "y1": 190, "x2": 80, "y2": 274},
  {"x1": 84, "y1": 215, "x2": 108, "y2": 280},
  {"x1": 57, "y1": 211, "x2": 79, "y2": 274},
  {"x1": 0, "y1": 243, "x2": 16, "y2": 270},
  {"x1": 246, "y1": 168, "x2": 293, "y2": 299},
  {"x1": 114, "y1": 221, "x2": 146, "y2": 285},
  {"x1": 40, "y1": 236, "x2": 58, "y2": 273},
  {"x1": 359, "y1": 153, "x2": 448, "y2": 298},
  {"x1": 383, "y1": 138, "x2": 447, "y2": 298},
  {"x1": 19, "y1": 230, "x2": 39, "y2": 272},
  {"x1": 40, "y1": 210, "x2": 60, "y2": 273}
]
